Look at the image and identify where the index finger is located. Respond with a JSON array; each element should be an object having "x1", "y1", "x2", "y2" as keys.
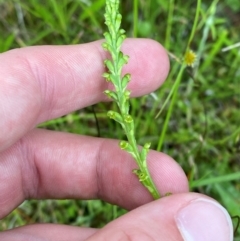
[{"x1": 0, "y1": 39, "x2": 169, "y2": 152}]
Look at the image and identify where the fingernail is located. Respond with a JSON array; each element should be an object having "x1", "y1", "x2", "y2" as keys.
[{"x1": 175, "y1": 198, "x2": 233, "y2": 241}]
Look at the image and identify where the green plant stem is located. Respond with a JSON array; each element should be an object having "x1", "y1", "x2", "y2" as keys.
[
  {"x1": 133, "y1": 0, "x2": 138, "y2": 37},
  {"x1": 165, "y1": 0, "x2": 174, "y2": 50},
  {"x1": 190, "y1": 172, "x2": 240, "y2": 188},
  {"x1": 157, "y1": 64, "x2": 186, "y2": 151},
  {"x1": 155, "y1": 71, "x2": 180, "y2": 119},
  {"x1": 186, "y1": 0, "x2": 201, "y2": 49}
]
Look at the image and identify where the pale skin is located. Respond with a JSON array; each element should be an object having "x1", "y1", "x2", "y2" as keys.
[{"x1": 0, "y1": 39, "x2": 230, "y2": 240}]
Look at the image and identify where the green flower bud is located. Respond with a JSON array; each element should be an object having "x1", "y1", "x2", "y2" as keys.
[
  {"x1": 140, "y1": 142, "x2": 151, "y2": 163},
  {"x1": 132, "y1": 169, "x2": 141, "y2": 175},
  {"x1": 123, "y1": 54, "x2": 129, "y2": 64},
  {"x1": 119, "y1": 29, "x2": 125, "y2": 34},
  {"x1": 103, "y1": 32, "x2": 112, "y2": 44},
  {"x1": 120, "y1": 141, "x2": 136, "y2": 159},
  {"x1": 132, "y1": 169, "x2": 148, "y2": 182},
  {"x1": 123, "y1": 114, "x2": 134, "y2": 131},
  {"x1": 104, "y1": 59, "x2": 114, "y2": 73},
  {"x1": 122, "y1": 74, "x2": 131, "y2": 89},
  {"x1": 107, "y1": 110, "x2": 123, "y2": 124},
  {"x1": 116, "y1": 36, "x2": 124, "y2": 49},
  {"x1": 118, "y1": 51, "x2": 123, "y2": 59},
  {"x1": 124, "y1": 114, "x2": 133, "y2": 123},
  {"x1": 104, "y1": 13, "x2": 110, "y2": 23},
  {"x1": 115, "y1": 13, "x2": 122, "y2": 31},
  {"x1": 107, "y1": 110, "x2": 115, "y2": 119},
  {"x1": 102, "y1": 42, "x2": 109, "y2": 51},
  {"x1": 102, "y1": 72, "x2": 111, "y2": 81},
  {"x1": 104, "y1": 90, "x2": 117, "y2": 100},
  {"x1": 124, "y1": 90, "x2": 131, "y2": 99},
  {"x1": 138, "y1": 172, "x2": 148, "y2": 182},
  {"x1": 144, "y1": 142, "x2": 151, "y2": 149},
  {"x1": 117, "y1": 54, "x2": 129, "y2": 70},
  {"x1": 119, "y1": 140, "x2": 129, "y2": 150}
]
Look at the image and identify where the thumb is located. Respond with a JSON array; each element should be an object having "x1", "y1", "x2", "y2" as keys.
[{"x1": 87, "y1": 193, "x2": 233, "y2": 241}]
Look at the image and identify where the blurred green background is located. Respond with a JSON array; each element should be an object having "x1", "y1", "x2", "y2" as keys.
[{"x1": 0, "y1": 0, "x2": 240, "y2": 238}]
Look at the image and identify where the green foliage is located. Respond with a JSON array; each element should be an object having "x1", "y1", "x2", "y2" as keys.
[{"x1": 0, "y1": 0, "x2": 239, "y2": 237}]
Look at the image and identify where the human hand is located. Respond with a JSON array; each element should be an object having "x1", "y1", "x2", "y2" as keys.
[{"x1": 0, "y1": 39, "x2": 233, "y2": 240}]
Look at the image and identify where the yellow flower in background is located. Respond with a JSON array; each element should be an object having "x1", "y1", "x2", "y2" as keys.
[{"x1": 184, "y1": 49, "x2": 197, "y2": 67}]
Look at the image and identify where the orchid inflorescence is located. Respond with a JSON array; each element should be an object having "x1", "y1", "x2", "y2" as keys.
[{"x1": 102, "y1": 0, "x2": 160, "y2": 199}]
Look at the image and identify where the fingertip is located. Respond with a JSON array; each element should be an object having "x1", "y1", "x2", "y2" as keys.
[
  {"x1": 175, "y1": 197, "x2": 233, "y2": 241},
  {"x1": 148, "y1": 151, "x2": 189, "y2": 196},
  {"x1": 87, "y1": 193, "x2": 233, "y2": 241},
  {"x1": 122, "y1": 38, "x2": 170, "y2": 96}
]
